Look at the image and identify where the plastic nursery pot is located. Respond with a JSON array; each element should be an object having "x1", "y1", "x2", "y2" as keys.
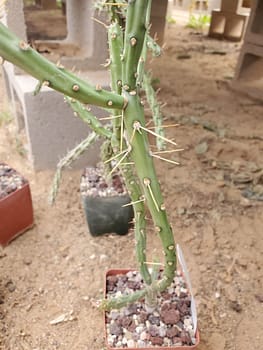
[
  {"x1": 81, "y1": 166, "x2": 134, "y2": 237},
  {"x1": 0, "y1": 163, "x2": 34, "y2": 246},
  {"x1": 82, "y1": 195, "x2": 134, "y2": 236},
  {"x1": 104, "y1": 268, "x2": 200, "y2": 350}
]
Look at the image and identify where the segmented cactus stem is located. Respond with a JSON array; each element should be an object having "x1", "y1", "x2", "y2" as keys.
[
  {"x1": 0, "y1": 23, "x2": 125, "y2": 110},
  {"x1": 49, "y1": 132, "x2": 98, "y2": 204}
]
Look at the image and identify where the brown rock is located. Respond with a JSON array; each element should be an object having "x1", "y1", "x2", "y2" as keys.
[
  {"x1": 180, "y1": 330, "x2": 192, "y2": 345},
  {"x1": 150, "y1": 336, "x2": 163, "y2": 346},
  {"x1": 160, "y1": 302, "x2": 180, "y2": 325},
  {"x1": 107, "y1": 275, "x2": 118, "y2": 292},
  {"x1": 166, "y1": 326, "x2": 179, "y2": 338}
]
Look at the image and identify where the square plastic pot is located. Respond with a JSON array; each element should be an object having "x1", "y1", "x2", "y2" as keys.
[
  {"x1": 82, "y1": 194, "x2": 134, "y2": 236},
  {"x1": 0, "y1": 168, "x2": 34, "y2": 246}
]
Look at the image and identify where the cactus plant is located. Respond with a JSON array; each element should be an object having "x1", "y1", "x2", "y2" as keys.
[{"x1": 0, "y1": 0, "x2": 183, "y2": 314}]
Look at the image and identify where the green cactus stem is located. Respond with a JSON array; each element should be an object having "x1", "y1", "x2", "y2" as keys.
[
  {"x1": 100, "y1": 0, "x2": 177, "y2": 310},
  {"x1": 108, "y1": 10, "x2": 151, "y2": 286},
  {"x1": 0, "y1": 23, "x2": 125, "y2": 110},
  {"x1": 143, "y1": 71, "x2": 166, "y2": 151},
  {"x1": 65, "y1": 97, "x2": 112, "y2": 139},
  {"x1": 123, "y1": 93, "x2": 177, "y2": 290},
  {"x1": 122, "y1": 0, "x2": 176, "y2": 293},
  {"x1": 122, "y1": 0, "x2": 149, "y2": 91},
  {"x1": 49, "y1": 132, "x2": 98, "y2": 204},
  {"x1": 146, "y1": 35, "x2": 162, "y2": 57}
]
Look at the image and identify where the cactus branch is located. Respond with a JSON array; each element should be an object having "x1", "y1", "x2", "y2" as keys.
[
  {"x1": 122, "y1": 0, "x2": 149, "y2": 91},
  {"x1": 107, "y1": 8, "x2": 151, "y2": 286},
  {"x1": 122, "y1": 91, "x2": 177, "y2": 297},
  {"x1": 143, "y1": 71, "x2": 166, "y2": 150},
  {"x1": 65, "y1": 97, "x2": 112, "y2": 139},
  {"x1": 49, "y1": 132, "x2": 98, "y2": 204},
  {"x1": 0, "y1": 23, "x2": 125, "y2": 110}
]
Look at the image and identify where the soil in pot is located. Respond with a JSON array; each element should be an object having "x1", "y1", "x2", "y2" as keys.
[
  {"x1": 80, "y1": 165, "x2": 134, "y2": 237},
  {"x1": 0, "y1": 163, "x2": 34, "y2": 246},
  {"x1": 105, "y1": 269, "x2": 199, "y2": 349}
]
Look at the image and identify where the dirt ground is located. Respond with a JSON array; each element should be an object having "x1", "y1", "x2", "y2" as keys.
[{"x1": 0, "y1": 6, "x2": 263, "y2": 350}]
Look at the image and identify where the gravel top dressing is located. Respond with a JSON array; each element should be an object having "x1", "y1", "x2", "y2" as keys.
[
  {"x1": 80, "y1": 164, "x2": 127, "y2": 198},
  {"x1": 0, "y1": 163, "x2": 27, "y2": 199},
  {"x1": 106, "y1": 270, "x2": 196, "y2": 348}
]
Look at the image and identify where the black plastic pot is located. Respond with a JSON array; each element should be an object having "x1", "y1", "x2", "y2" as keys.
[{"x1": 82, "y1": 194, "x2": 134, "y2": 236}]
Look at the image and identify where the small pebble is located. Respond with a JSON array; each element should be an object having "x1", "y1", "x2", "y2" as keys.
[
  {"x1": 127, "y1": 339, "x2": 135, "y2": 348},
  {"x1": 137, "y1": 340, "x2": 146, "y2": 348},
  {"x1": 5, "y1": 280, "x2": 16, "y2": 293},
  {"x1": 135, "y1": 326, "x2": 144, "y2": 334},
  {"x1": 140, "y1": 331, "x2": 148, "y2": 341}
]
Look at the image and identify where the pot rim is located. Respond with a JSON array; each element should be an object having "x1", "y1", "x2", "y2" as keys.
[{"x1": 0, "y1": 163, "x2": 29, "y2": 202}]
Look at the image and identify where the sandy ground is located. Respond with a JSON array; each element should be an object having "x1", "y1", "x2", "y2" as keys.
[{"x1": 0, "y1": 8, "x2": 263, "y2": 350}]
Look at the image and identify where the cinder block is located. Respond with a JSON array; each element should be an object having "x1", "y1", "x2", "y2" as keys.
[
  {"x1": 3, "y1": 64, "x2": 108, "y2": 170},
  {"x1": 244, "y1": 0, "x2": 263, "y2": 46},
  {"x1": 221, "y1": 0, "x2": 244, "y2": 13},
  {"x1": 172, "y1": 0, "x2": 221, "y2": 13},
  {"x1": 1, "y1": 0, "x2": 26, "y2": 75},
  {"x1": 150, "y1": 0, "x2": 169, "y2": 45},
  {"x1": 233, "y1": 43, "x2": 263, "y2": 100},
  {"x1": 224, "y1": 12, "x2": 248, "y2": 41},
  {"x1": 209, "y1": 10, "x2": 249, "y2": 41},
  {"x1": 36, "y1": 0, "x2": 57, "y2": 10},
  {"x1": 208, "y1": 10, "x2": 226, "y2": 37}
]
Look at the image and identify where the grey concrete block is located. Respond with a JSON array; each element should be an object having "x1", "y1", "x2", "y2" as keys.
[
  {"x1": 244, "y1": 0, "x2": 263, "y2": 46},
  {"x1": 4, "y1": 64, "x2": 110, "y2": 170},
  {"x1": 172, "y1": 0, "x2": 221, "y2": 13},
  {"x1": 36, "y1": 0, "x2": 57, "y2": 10},
  {"x1": 208, "y1": 9, "x2": 249, "y2": 41},
  {"x1": 233, "y1": 43, "x2": 263, "y2": 101},
  {"x1": 221, "y1": 0, "x2": 243, "y2": 13}
]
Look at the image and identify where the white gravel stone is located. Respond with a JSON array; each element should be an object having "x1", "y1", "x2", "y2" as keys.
[
  {"x1": 137, "y1": 340, "x2": 146, "y2": 348},
  {"x1": 122, "y1": 337, "x2": 128, "y2": 345},
  {"x1": 159, "y1": 326, "x2": 167, "y2": 337},
  {"x1": 127, "y1": 339, "x2": 135, "y2": 348},
  {"x1": 184, "y1": 318, "x2": 193, "y2": 327},
  {"x1": 140, "y1": 331, "x2": 148, "y2": 341},
  {"x1": 145, "y1": 320, "x2": 151, "y2": 329},
  {"x1": 168, "y1": 287, "x2": 174, "y2": 294},
  {"x1": 110, "y1": 311, "x2": 119, "y2": 320},
  {"x1": 136, "y1": 326, "x2": 144, "y2": 334},
  {"x1": 126, "y1": 271, "x2": 134, "y2": 278}
]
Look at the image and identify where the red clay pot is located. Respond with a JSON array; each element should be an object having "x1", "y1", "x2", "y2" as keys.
[
  {"x1": 0, "y1": 167, "x2": 34, "y2": 246},
  {"x1": 104, "y1": 269, "x2": 200, "y2": 350}
]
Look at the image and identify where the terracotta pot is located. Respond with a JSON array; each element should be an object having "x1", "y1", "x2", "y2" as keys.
[
  {"x1": 104, "y1": 269, "x2": 200, "y2": 350},
  {"x1": 82, "y1": 194, "x2": 134, "y2": 236},
  {"x1": 0, "y1": 166, "x2": 34, "y2": 246}
]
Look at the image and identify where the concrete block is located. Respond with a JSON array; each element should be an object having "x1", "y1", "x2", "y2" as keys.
[
  {"x1": 172, "y1": 0, "x2": 221, "y2": 13},
  {"x1": 150, "y1": 17, "x2": 167, "y2": 44},
  {"x1": 31, "y1": 0, "x2": 108, "y2": 71},
  {"x1": 1, "y1": 0, "x2": 27, "y2": 75},
  {"x1": 36, "y1": 0, "x2": 57, "y2": 10},
  {"x1": 233, "y1": 43, "x2": 263, "y2": 100},
  {"x1": 220, "y1": 0, "x2": 244, "y2": 13},
  {"x1": 244, "y1": 0, "x2": 263, "y2": 46},
  {"x1": 3, "y1": 63, "x2": 109, "y2": 170},
  {"x1": 209, "y1": 9, "x2": 249, "y2": 41}
]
